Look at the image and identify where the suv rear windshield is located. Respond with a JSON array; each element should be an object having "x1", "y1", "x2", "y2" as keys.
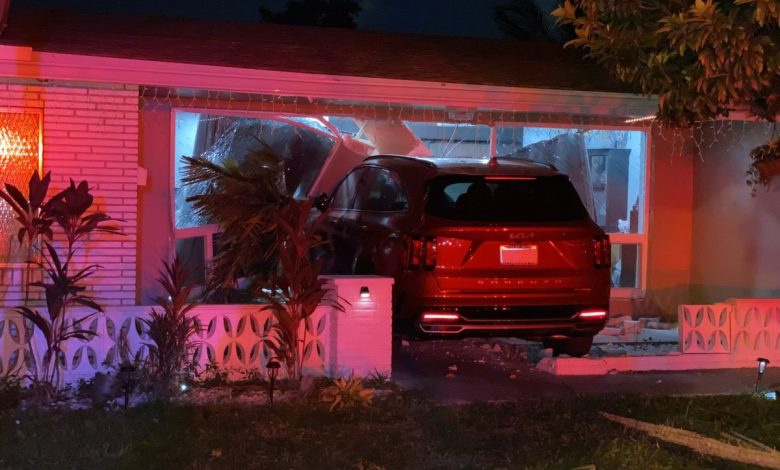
[{"x1": 426, "y1": 175, "x2": 588, "y2": 222}]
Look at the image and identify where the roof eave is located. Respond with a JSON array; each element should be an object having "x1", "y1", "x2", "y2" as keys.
[{"x1": 0, "y1": 44, "x2": 658, "y2": 117}]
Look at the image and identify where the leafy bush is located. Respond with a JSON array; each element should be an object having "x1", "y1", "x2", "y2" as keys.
[
  {"x1": 746, "y1": 136, "x2": 780, "y2": 196},
  {"x1": 0, "y1": 366, "x2": 22, "y2": 411},
  {"x1": 319, "y1": 376, "x2": 374, "y2": 411},
  {"x1": 0, "y1": 171, "x2": 53, "y2": 301},
  {"x1": 255, "y1": 198, "x2": 344, "y2": 380},
  {"x1": 15, "y1": 243, "x2": 103, "y2": 394},
  {"x1": 142, "y1": 257, "x2": 200, "y2": 397}
]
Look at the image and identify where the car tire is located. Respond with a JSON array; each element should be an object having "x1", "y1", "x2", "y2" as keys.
[{"x1": 544, "y1": 336, "x2": 594, "y2": 358}]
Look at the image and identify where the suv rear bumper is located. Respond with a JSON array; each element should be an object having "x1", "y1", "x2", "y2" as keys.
[
  {"x1": 415, "y1": 316, "x2": 606, "y2": 338},
  {"x1": 400, "y1": 304, "x2": 608, "y2": 339}
]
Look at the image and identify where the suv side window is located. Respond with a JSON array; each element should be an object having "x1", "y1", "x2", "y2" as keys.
[
  {"x1": 355, "y1": 167, "x2": 409, "y2": 212},
  {"x1": 330, "y1": 168, "x2": 365, "y2": 210}
]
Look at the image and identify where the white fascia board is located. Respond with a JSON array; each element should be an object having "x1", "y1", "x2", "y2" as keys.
[{"x1": 0, "y1": 48, "x2": 658, "y2": 116}]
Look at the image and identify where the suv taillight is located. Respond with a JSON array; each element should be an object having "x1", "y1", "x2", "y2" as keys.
[
  {"x1": 593, "y1": 236, "x2": 611, "y2": 268},
  {"x1": 407, "y1": 236, "x2": 437, "y2": 269}
]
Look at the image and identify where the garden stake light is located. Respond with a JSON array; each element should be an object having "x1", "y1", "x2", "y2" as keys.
[
  {"x1": 267, "y1": 359, "x2": 281, "y2": 406},
  {"x1": 755, "y1": 357, "x2": 770, "y2": 394},
  {"x1": 119, "y1": 364, "x2": 136, "y2": 411}
]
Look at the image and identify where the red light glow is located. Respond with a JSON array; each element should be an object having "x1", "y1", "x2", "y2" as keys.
[
  {"x1": 484, "y1": 176, "x2": 536, "y2": 181},
  {"x1": 421, "y1": 312, "x2": 460, "y2": 322},
  {"x1": 578, "y1": 309, "x2": 607, "y2": 319}
]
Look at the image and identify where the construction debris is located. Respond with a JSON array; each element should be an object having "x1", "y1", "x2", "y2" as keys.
[{"x1": 601, "y1": 412, "x2": 780, "y2": 469}]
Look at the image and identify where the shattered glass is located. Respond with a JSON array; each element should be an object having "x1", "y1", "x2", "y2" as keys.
[
  {"x1": 176, "y1": 117, "x2": 335, "y2": 229},
  {"x1": 504, "y1": 132, "x2": 596, "y2": 219}
]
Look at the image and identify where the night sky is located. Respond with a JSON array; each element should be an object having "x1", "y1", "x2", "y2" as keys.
[{"x1": 11, "y1": 0, "x2": 508, "y2": 38}]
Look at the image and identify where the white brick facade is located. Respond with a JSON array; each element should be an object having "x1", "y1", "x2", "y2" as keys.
[{"x1": 0, "y1": 82, "x2": 139, "y2": 307}]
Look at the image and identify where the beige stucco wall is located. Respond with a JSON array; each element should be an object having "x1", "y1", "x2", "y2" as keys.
[
  {"x1": 607, "y1": 126, "x2": 696, "y2": 318},
  {"x1": 690, "y1": 121, "x2": 780, "y2": 303},
  {"x1": 646, "y1": 126, "x2": 695, "y2": 293}
]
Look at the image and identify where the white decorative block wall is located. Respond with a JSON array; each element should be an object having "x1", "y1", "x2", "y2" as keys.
[
  {"x1": 679, "y1": 299, "x2": 780, "y2": 361},
  {"x1": 729, "y1": 299, "x2": 780, "y2": 359},
  {"x1": 678, "y1": 303, "x2": 731, "y2": 354},
  {"x1": 0, "y1": 276, "x2": 393, "y2": 384},
  {"x1": 0, "y1": 82, "x2": 139, "y2": 308}
]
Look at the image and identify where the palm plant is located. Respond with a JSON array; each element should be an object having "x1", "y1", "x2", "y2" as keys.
[
  {"x1": 181, "y1": 146, "x2": 286, "y2": 294},
  {"x1": 142, "y1": 256, "x2": 200, "y2": 396}
]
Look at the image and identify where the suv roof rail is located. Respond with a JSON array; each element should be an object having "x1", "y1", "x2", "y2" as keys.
[{"x1": 363, "y1": 155, "x2": 437, "y2": 168}]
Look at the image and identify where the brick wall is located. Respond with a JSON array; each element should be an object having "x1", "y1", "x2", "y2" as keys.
[{"x1": 0, "y1": 81, "x2": 139, "y2": 307}]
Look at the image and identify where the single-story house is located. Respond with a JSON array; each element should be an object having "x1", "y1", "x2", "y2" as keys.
[{"x1": 0, "y1": 10, "x2": 777, "y2": 377}]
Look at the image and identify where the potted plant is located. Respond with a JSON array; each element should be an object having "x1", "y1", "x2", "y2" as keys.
[{"x1": 746, "y1": 137, "x2": 780, "y2": 196}]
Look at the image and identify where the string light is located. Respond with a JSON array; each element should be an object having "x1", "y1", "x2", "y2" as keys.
[
  {"x1": 624, "y1": 114, "x2": 656, "y2": 124},
  {"x1": 138, "y1": 85, "x2": 774, "y2": 165}
]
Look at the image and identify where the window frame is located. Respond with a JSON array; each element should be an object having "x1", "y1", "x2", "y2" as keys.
[
  {"x1": 169, "y1": 107, "x2": 344, "y2": 279},
  {"x1": 491, "y1": 121, "x2": 651, "y2": 298}
]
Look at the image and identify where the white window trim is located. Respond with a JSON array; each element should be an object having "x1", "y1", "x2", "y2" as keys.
[
  {"x1": 169, "y1": 109, "x2": 652, "y2": 298},
  {"x1": 491, "y1": 121, "x2": 651, "y2": 298},
  {"x1": 169, "y1": 107, "x2": 343, "y2": 269}
]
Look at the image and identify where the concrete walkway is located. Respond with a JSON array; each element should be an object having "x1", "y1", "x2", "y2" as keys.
[{"x1": 392, "y1": 338, "x2": 780, "y2": 404}]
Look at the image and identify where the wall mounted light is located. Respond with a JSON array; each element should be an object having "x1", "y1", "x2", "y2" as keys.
[
  {"x1": 755, "y1": 357, "x2": 770, "y2": 393},
  {"x1": 360, "y1": 286, "x2": 370, "y2": 299}
]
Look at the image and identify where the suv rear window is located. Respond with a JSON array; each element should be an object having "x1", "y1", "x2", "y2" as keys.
[{"x1": 426, "y1": 175, "x2": 588, "y2": 222}]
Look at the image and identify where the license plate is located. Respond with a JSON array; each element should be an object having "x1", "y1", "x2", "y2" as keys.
[{"x1": 500, "y1": 245, "x2": 538, "y2": 265}]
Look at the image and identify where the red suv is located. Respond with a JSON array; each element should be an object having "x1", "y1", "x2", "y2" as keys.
[{"x1": 318, "y1": 155, "x2": 610, "y2": 356}]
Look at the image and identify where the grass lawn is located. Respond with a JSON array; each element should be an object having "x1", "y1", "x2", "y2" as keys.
[{"x1": 1, "y1": 392, "x2": 778, "y2": 469}]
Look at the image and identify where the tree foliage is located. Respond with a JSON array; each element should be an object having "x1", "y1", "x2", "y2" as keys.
[
  {"x1": 259, "y1": 0, "x2": 361, "y2": 29},
  {"x1": 495, "y1": 0, "x2": 573, "y2": 42},
  {"x1": 552, "y1": 0, "x2": 780, "y2": 127}
]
